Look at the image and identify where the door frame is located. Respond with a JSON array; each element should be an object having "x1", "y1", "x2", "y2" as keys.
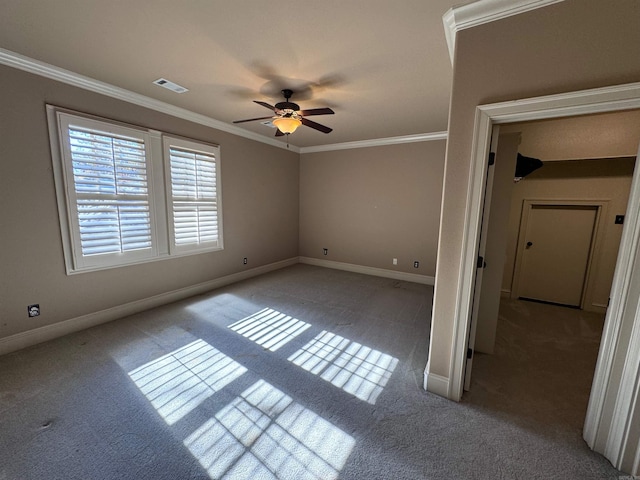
[
  {"x1": 449, "y1": 81, "x2": 640, "y2": 471},
  {"x1": 511, "y1": 199, "x2": 607, "y2": 310}
]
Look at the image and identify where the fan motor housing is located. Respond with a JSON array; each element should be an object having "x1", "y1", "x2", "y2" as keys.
[{"x1": 275, "y1": 101, "x2": 300, "y2": 111}]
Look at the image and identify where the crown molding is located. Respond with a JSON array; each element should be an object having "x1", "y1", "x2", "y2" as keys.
[
  {"x1": 0, "y1": 47, "x2": 447, "y2": 155},
  {"x1": 443, "y1": 0, "x2": 565, "y2": 63},
  {"x1": 299, "y1": 132, "x2": 448, "y2": 154},
  {"x1": 0, "y1": 47, "x2": 301, "y2": 153}
]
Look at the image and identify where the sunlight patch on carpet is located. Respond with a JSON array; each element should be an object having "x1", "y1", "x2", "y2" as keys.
[
  {"x1": 288, "y1": 331, "x2": 398, "y2": 404},
  {"x1": 128, "y1": 339, "x2": 247, "y2": 425},
  {"x1": 228, "y1": 308, "x2": 311, "y2": 351},
  {"x1": 184, "y1": 379, "x2": 355, "y2": 480}
]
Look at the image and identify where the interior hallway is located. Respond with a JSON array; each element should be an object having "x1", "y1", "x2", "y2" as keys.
[
  {"x1": 0, "y1": 266, "x2": 621, "y2": 479},
  {"x1": 468, "y1": 298, "x2": 607, "y2": 461}
]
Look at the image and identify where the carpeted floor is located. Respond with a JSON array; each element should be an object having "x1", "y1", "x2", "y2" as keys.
[
  {"x1": 466, "y1": 296, "x2": 618, "y2": 479},
  {"x1": 0, "y1": 265, "x2": 624, "y2": 479}
]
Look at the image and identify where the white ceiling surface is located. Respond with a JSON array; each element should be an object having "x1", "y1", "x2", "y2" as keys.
[{"x1": 0, "y1": 1, "x2": 459, "y2": 148}]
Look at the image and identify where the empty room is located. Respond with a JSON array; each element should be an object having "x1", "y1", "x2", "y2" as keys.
[{"x1": 1, "y1": 1, "x2": 640, "y2": 479}]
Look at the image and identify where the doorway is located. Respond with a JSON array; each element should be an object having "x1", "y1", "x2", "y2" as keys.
[
  {"x1": 448, "y1": 82, "x2": 640, "y2": 473},
  {"x1": 471, "y1": 136, "x2": 635, "y2": 395},
  {"x1": 468, "y1": 149, "x2": 633, "y2": 462}
]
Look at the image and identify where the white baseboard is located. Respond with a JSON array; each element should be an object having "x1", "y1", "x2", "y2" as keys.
[
  {"x1": 1, "y1": 256, "x2": 431, "y2": 357},
  {"x1": 423, "y1": 365, "x2": 450, "y2": 398},
  {"x1": 299, "y1": 256, "x2": 435, "y2": 285},
  {"x1": 0, "y1": 257, "x2": 298, "y2": 357}
]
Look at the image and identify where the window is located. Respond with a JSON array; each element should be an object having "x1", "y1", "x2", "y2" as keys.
[
  {"x1": 164, "y1": 136, "x2": 221, "y2": 254},
  {"x1": 48, "y1": 107, "x2": 223, "y2": 274}
]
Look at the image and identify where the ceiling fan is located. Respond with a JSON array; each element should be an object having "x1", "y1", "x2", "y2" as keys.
[{"x1": 233, "y1": 89, "x2": 334, "y2": 137}]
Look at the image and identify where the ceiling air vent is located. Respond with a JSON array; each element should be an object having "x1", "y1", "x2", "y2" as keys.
[{"x1": 153, "y1": 78, "x2": 189, "y2": 94}]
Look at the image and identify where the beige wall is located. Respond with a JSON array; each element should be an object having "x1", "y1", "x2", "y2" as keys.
[
  {"x1": 299, "y1": 141, "x2": 446, "y2": 276},
  {"x1": 429, "y1": 0, "x2": 640, "y2": 379},
  {"x1": 0, "y1": 64, "x2": 446, "y2": 345},
  {"x1": 502, "y1": 158, "x2": 635, "y2": 311},
  {"x1": 0, "y1": 65, "x2": 299, "y2": 339},
  {"x1": 500, "y1": 110, "x2": 640, "y2": 162}
]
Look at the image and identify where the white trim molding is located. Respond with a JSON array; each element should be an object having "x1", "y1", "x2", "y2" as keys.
[
  {"x1": 0, "y1": 255, "x2": 433, "y2": 358},
  {"x1": 424, "y1": 362, "x2": 450, "y2": 398},
  {"x1": 299, "y1": 257, "x2": 435, "y2": 285},
  {"x1": 443, "y1": 0, "x2": 565, "y2": 63},
  {"x1": 0, "y1": 47, "x2": 447, "y2": 155},
  {"x1": 444, "y1": 81, "x2": 640, "y2": 475},
  {"x1": 300, "y1": 132, "x2": 448, "y2": 154},
  {"x1": 0, "y1": 257, "x2": 298, "y2": 357},
  {"x1": 0, "y1": 48, "x2": 300, "y2": 153}
]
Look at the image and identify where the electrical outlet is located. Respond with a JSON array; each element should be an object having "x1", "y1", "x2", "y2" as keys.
[
  {"x1": 323, "y1": 248, "x2": 328, "y2": 255},
  {"x1": 414, "y1": 261, "x2": 419, "y2": 268},
  {"x1": 393, "y1": 258, "x2": 398, "y2": 265},
  {"x1": 243, "y1": 257, "x2": 247, "y2": 265},
  {"x1": 28, "y1": 304, "x2": 40, "y2": 317}
]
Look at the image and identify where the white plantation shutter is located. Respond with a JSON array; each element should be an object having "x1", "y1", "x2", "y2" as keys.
[
  {"x1": 49, "y1": 108, "x2": 223, "y2": 274},
  {"x1": 55, "y1": 112, "x2": 157, "y2": 271},
  {"x1": 69, "y1": 128, "x2": 152, "y2": 255},
  {"x1": 164, "y1": 137, "x2": 222, "y2": 253}
]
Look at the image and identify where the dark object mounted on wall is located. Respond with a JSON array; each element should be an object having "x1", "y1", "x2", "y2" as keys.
[{"x1": 514, "y1": 153, "x2": 543, "y2": 182}]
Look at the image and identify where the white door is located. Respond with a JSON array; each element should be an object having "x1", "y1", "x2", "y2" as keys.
[
  {"x1": 517, "y1": 204, "x2": 598, "y2": 307},
  {"x1": 464, "y1": 126, "x2": 500, "y2": 390}
]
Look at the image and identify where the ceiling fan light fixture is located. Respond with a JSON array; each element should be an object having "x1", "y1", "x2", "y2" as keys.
[{"x1": 272, "y1": 116, "x2": 302, "y2": 134}]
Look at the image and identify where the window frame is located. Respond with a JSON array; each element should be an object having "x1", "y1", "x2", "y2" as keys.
[{"x1": 47, "y1": 106, "x2": 223, "y2": 274}]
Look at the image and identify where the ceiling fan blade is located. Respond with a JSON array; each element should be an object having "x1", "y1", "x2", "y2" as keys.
[
  {"x1": 232, "y1": 116, "x2": 274, "y2": 124},
  {"x1": 298, "y1": 107, "x2": 335, "y2": 116},
  {"x1": 254, "y1": 100, "x2": 276, "y2": 111},
  {"x1": 275, "y1": 130, "x2": 285, "y2": 137},
  {"x1": 301, "y1": 117, "x2": 333, "y2": 134}
]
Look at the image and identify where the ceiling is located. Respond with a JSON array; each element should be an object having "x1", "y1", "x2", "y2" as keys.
[{"x1": 0, "y1": 0, "x2": 463, "y2": 148}]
